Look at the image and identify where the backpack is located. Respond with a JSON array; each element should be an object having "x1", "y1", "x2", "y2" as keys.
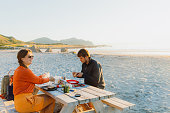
[{"x1": 1, "y1": 71, "x2": 14, "y2": 101}]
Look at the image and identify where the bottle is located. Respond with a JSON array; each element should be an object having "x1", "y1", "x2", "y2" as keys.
[
  {"x1": 64, "y1": 76, "x2": 66, "y2": 80},
  {"x1": 64, "y1": 83, "x2": 70, "y2": 93}
]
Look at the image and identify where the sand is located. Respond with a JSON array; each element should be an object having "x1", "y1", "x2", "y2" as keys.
[{"x1": 0, "y1": 49, "x2": 169, "y2": 113}]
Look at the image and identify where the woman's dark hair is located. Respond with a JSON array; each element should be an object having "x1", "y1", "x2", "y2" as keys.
[
  {"x1": 77, "y1": 49, "x2": 90, "y2": 57},
  {"x1": 17, "y1": 49, "x2": 32, "y2": 68}
]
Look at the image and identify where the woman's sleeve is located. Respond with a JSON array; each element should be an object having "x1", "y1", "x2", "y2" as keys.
[{"x1": 19, "y1": 69, "x2": 49, "y2": 84}]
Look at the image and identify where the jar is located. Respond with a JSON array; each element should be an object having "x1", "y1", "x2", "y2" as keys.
[{"x1": 64, "y1": 85, "x2": 70, "y2": 93}]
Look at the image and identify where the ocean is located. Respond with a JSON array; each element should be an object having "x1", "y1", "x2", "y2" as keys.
[{"x1": 0, "y1": 49, "x2": 169, "y2": 113}]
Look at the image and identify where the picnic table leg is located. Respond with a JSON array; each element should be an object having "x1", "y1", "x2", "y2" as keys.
[
  {"x1": 59, "y1": 104, "x2": 75, "y2": 113},
  {"x1": 92, "y1": 100, "x2": 105, "y2": 113},
  {"x1": 104, "y1": 106, "x2": 121, "y2": 113}
]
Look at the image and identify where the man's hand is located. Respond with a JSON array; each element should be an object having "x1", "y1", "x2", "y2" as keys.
[
  {"x1": 72, "y1": 72, "x2": 78, "y2": 77},
  {"x1": 77, "y1": 72, "x2": 83, "y2": 77},
  {"x1": 72, "y1": 72, "x2": 83, "y2": 77}
]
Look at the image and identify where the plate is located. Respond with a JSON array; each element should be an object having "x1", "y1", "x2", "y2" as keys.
[
  {"x1": 66, "y1": 80, "x2": 79, "y2": 84},
  {"x1": 40, "y1": 86, "x2": 57, "y2": 91}
]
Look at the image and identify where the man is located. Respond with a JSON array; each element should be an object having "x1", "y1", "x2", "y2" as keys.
[{"x1": 72, "y1": 49, "x2": 105, "y2": 89}]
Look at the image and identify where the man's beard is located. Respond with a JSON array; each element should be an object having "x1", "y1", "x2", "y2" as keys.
[{"x1": 84, "y1": 59, "x2": 88, "y2": 64}]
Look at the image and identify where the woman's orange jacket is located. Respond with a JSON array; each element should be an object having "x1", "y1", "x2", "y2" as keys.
[{"x1": 13, "y1": 66, "x2": 49, "y2": 96}]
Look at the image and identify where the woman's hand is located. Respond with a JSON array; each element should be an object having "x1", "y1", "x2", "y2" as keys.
[
  {"x1": 41, "y1": 73, "x2": 47, "y2": 78},
  {"x1": 49, "y1": 76, "x2": 55, "y2": 82},
  {"x1": 41, "y1": 72, "x2": 50, "y2": 78}
]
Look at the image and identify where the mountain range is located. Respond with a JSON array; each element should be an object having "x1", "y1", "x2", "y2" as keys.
[
  {"x1": 29, "y1": 37, "x2": 94, "y2": 46},
  {"x1": 0, "y1": 34, "x2": 94, "y2": 46}
]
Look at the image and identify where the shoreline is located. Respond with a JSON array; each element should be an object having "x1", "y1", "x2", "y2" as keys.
[{"x1": 0, "y1": 49, "x2": 170, "y2": 58}]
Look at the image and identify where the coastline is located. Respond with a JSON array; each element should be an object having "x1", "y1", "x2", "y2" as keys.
[{"x1": 0, "y1": 48, "x2": 170, "y2": 58}]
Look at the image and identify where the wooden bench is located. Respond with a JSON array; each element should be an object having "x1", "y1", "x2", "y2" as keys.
[
  {"x1": 72, "y1": 97, "x2": 135, "y2": 113},
  {"x1": 102, "y1": 97, "x2": 135, "y2": 113}
]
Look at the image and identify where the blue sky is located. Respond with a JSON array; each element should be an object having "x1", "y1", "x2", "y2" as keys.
[{"x1": 0, "y1": 0, "x2": 170, "y2": 49}]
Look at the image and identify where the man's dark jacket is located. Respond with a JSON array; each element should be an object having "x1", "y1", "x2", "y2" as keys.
[{"x1": 81, "y1": 58, "x2": 105, "y2": 89}]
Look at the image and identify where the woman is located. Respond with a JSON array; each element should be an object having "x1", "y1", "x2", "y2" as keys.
[{"x1": 13, "y1": 49, "x2": 55, "y2": 113}]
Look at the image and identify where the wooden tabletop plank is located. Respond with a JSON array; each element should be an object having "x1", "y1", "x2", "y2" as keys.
[
  {"x1": 56, "y1": 94, "x2": 78, "y2": 106},
  {"x1": 66, "y1": 89, "x2": 99, "y2": 104},
  {"x1": 35, "y1": 84, "x2": 115, "y2": 108},
  {"x1": 87, "y1": 86, "x2": 115, "y2": 97},
  {"x1": 81, "y1": 87, "x2": 108, "y2": 100},
  {"x1": 35, "y1": 86, "x2": 78, "y2": 106}
]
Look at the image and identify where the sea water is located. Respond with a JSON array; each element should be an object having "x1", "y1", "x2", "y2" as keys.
[{"x1": 0, "y1": 50, "x2": 169, "y2": 113}]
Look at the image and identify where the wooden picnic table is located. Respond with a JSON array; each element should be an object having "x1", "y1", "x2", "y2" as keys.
[{"x1": 35, "y1": 82, "x2": 115, "y2": 113}]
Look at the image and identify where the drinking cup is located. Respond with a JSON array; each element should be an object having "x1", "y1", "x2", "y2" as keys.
[{"x1": 64, "y1": 85, "x2": 70, "y2": 93}]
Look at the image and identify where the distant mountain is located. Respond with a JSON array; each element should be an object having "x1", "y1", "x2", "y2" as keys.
[
  {"x1": 29, "y1": 37, "x2": 94, "y2": 46},
  {"x1": 0, "y1": 34, "x2": 24, "y2": 44},
  {"x1": 0, "y1": 34, "x2": 94, "y2": 46},
  {"x1": 60, "y1": 38, "x2": 94, "y2": 46},
  {"x1": 29, "y1": 37, "x2": 58, "y2": 44}
]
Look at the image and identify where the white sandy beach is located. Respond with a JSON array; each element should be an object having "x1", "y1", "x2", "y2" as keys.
[{"x1": 0, "y1": 49, "x2": 169, "y2": 113}]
